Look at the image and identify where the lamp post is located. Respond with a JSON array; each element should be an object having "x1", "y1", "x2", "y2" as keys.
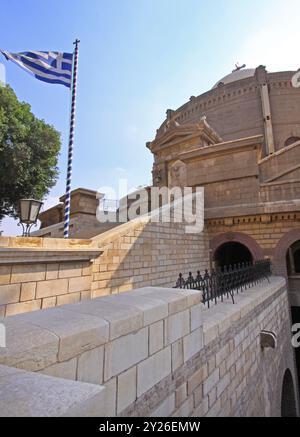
[{"x1": 18, "y1": 199, "x2": 43, "y2": 237}]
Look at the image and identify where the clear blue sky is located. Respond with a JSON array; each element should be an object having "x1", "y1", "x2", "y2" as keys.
[{"x1": 1, "y1": 0, "x2": 299, "y2": 234}]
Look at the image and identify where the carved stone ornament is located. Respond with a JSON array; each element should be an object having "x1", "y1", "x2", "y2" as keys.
[{"x1": 169, "y1": 160, "x2": 187, "y2": 188}]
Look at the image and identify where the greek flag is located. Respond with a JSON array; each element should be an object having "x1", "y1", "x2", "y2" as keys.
[{"x1": 0, "y1": 51, "x2": 73, "y2": 88}]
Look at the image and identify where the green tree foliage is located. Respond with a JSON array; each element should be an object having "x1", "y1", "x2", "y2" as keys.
[{"x1": 0, "y1": 85, "x2": 60, "y2": 219}]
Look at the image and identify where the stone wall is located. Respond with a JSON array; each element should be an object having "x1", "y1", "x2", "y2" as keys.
[
  {"x1": 91, "y1": 216, "x2": 210, "y2": 297},
  {"x1": 205, "y1": 176, "x2": 260, "y2": 209},
  {"x1": 0, "y1": 276, "x2": 298, "y2": 417},
  {"x1": 258, "y1": 141, "x2": 300, "y2": 204},
  {"x1": 259, "y1": 141, "x2": 300, "y2": 183},
  {"x1": 33, "y1": 214, "x2": 117, "y2": 239},
  {"x1": 0, "y1": 260, "x2": 93, "y2": 317},
  {"x1": 0, "y1": 236, "x2": 101, "y2": 317},
  {"x1": 0, "y1": 216, "x2": 210, "y2": 316},
  {"x1": 187, "y1": 147, "x2": 259, "y2": 187},
  {"x1": 121, "y1": 277, "x2": 299, "y2": 417},
  {"x1": 185, "y1": 139, "x2": 261, "y2": 209}
]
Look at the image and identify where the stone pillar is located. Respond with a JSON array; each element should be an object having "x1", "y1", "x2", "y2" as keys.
[
  {"x1": 166, "y1": 109, "x2": 174, "y2": 121},
  {"x1": 255, "y1": 65, "x2": 275, "y2": 155}
]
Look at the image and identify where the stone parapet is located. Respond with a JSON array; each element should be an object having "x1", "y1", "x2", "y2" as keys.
[
  {"x1": 0, "y1": 216, "x2": 210, "y2": 316},
  {"x1": 0, "y1": 236, "x2": 101, "y2": 317},
  {"x1": 0, "y1": 286, "x2": 202, "y2": 416},
  {"x1": 0, "y1": 277, "x2": 298, "y2": 417},
  {"x1": 0, "y1": 364, "x2": 106, "y2": 417}
]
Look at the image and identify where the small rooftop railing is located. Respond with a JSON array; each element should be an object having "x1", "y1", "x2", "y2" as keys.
[
  {"x1": 174, "y1": 260, "x2": 271, "y2": 308},
  {"x1": 100, "y1": 199, "x2": 120, "y2": 212}
]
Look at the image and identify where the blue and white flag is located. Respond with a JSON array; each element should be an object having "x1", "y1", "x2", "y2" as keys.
[{"x1": 0, "y1": 51, "x2": 73, "y2": 88}]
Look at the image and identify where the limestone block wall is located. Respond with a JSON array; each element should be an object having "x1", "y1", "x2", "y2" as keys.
[
  {"x1": 33, "y1": 214, "x2": 118, "y2": 239},
  {"x1": 0, "y1": 217, "x2": 210, "y2": 317},
  {"x1": 259, "y1": 141, "x2": 300, "y2": 183},
  {"x1": 260, "y1": 181, "x2": 300, "y2": 204},
  {"x1": 187, "y1": 148, "x2": 259, "y2": 187},
  {"x1": 204, "y1": 176, "x2": 260, "y2": 208},
  {"x1": 0, "y1": 260, "x2": 93, "y2": 317},
  {"x1": 0, "y1": 236, "x2": 101, "y2": 317},
  {"x1": 91, "y1": 216, "x2": 210, "y2": 298},
  {"x1": 0, "y1": 277, "x2": 298, "y2": 417}
]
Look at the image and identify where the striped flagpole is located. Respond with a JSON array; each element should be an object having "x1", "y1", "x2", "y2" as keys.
[{"x1": 64, "y1": 39, "x2": 80, "y2": 238}]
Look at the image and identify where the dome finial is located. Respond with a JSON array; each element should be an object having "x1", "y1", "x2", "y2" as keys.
[
  {"x1": 232, "y1": 63, "x2": 246, "y2": 73},
  {"x1": 212, "y1": 66, "x2": 255, "y2": 89}
]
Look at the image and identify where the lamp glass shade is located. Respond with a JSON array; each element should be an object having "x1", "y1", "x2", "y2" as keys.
[
  {"x1": 29, "y1": 200, "x2": 43, "y2": 223},
  {"x1": 19, "y1": 199, "x2": 43, "y2": 224},
  {"x1": 19, "y1": 199, "x2": 31, "y2": 223}
]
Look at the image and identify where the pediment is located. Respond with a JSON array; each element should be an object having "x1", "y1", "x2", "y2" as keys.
[{"x1": 147, "y1": 117, "x2": 222, "y2": 152}]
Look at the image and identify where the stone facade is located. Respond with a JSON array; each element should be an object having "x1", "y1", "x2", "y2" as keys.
[
  {"x1": 32, "y1": 68, "x2": 300, "y2": 305},
  {"x1": 154, "y1": 67, "x2": 300, "y2": 154},
  {"x1": 0, "y1": 277, "x2": 298, "y2": 417},
  {"x1": 146, "y1": 65, "x2": 300, "y2": 314},
  {"x1": 1, "y1": 64, "x2": 300, "y2": 417},
  {"x1": 35, "y1": 67, "x2": 300, "y2": 303}
]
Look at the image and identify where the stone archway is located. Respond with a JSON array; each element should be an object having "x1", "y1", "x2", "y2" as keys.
[
  {"x1": 214, "y1": 242, "x2": 253, "y2": 269},
  {"x1": 210, "y1": 232, "x2": 264, "y2": 267},
  {"x1": 273, "y1": 229, "x2": 300, "y2": 277},
  {"x1": 281, "y1": 369, "x2": 297, "y2": 417},
  {"x1": 273, "y1": 229, "x2": 300, "y2": 399}
]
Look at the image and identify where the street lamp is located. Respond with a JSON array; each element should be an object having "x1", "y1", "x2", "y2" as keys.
[{"x1": 18, "y1": 199, "x2": 43, "y2": 237}]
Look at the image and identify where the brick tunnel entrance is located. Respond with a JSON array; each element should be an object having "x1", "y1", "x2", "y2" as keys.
[{"x1": 214, "y1": 242, "x2": 253, "y2": 269}]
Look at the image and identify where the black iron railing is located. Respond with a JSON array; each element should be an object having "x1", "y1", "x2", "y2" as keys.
[{"x1": 174, "y1": 260, "x2": 271, "y2": 307}]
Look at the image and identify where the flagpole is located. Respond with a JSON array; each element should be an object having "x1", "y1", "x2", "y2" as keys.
[{"x1": 64, "y1": 39, "x2": 80, "y2": 238}]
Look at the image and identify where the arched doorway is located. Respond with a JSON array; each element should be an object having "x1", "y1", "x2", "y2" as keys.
[
  {"x1": 274, "y1": 232, "x2": 300, "y2": 398},
  {"x1": 281, "y1": 369, "x2": 297, "y2": 417},
  {"x1": 214, "y1": 242, "x2": 253, "y2": 269},
  {"x1": 286, "y1": 240, "x2": 300, "y2": 276},
  {"x1": 286, "y1": 241, "x2": 300, "y2": 398},
  {"x1": 273, "y1": 229, "x2": 300, "y2": 277},
  {"x1": 286, "y1": 240, "x2": 300, "y2": 307},
  {"x1": 210, "y1": 232, "x2": 264, "y2": 270}
]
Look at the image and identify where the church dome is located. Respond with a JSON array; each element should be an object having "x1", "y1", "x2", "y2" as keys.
[{"x1": 212, "y1": 68, "x2": 256, "y2": 89}]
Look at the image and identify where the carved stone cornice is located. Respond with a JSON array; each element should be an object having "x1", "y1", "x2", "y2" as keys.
[
  {"x1": 177, "y1": 135, "x2": 263, "y2": 162},
  {"x1": 0, "y1": 248, "x2": 103, "y2": 265}
]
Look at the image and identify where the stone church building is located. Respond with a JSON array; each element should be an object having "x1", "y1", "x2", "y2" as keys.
[
  {"x1": 35, "y1": 65, "x2": 300, "y2": 398},
  {"x1": 37, "y1": 65, "x2": 300, "y2": 306},
  {"x1": 1, "y1": 65, "x2": 300, "y2": 417}
]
